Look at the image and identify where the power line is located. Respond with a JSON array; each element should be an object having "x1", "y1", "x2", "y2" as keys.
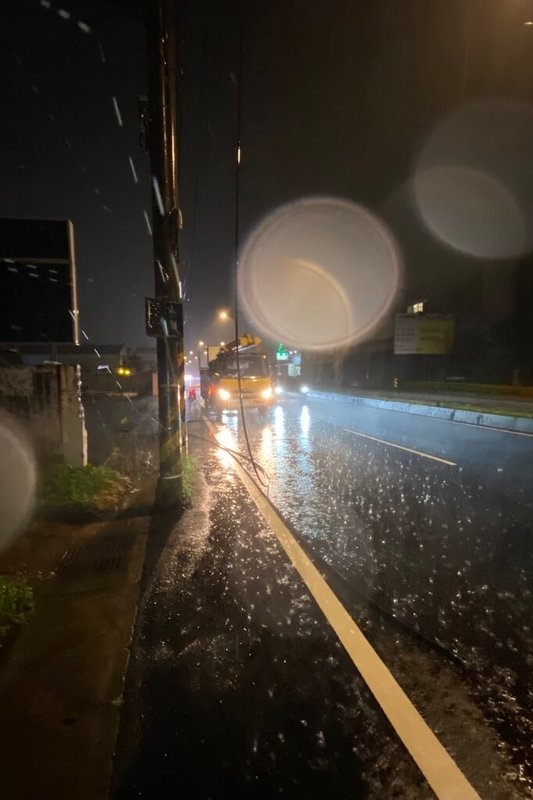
[{"x1": 232, "y1": 20, "x2": 269, "y2": 491}]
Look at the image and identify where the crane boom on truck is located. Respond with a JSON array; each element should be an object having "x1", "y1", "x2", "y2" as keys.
[{"x1": 201, "y1": 334, "x2": 274, "y2": 417}]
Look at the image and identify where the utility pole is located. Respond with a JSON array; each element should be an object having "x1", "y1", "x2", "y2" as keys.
[{"x1": 145, "y1": 0, "x2": 186, "y2": 508}]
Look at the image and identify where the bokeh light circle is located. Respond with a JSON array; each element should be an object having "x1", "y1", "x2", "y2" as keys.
[
  {"x1": 414, "y1": 99, "x2": 533, "y2": 259},
  {"x1": 415, "y1": 166, "x2": 525, "y2": 259},
  {"x1": 238, "y1": 197, "x2": 401, "y2": 350},
  {"x1": 0, "y1": 411, "x2": 37, "y2": 552}
]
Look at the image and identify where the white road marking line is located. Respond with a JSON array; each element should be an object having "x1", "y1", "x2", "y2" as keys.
[
  {"x1": 203, "y1": 417, "x2": 480, "y2": 799},
  {"x1": 343, "y1": 427, "x2": 457, "y2": 466}
]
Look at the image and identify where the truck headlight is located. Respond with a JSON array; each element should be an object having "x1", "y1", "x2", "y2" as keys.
[
  {"x1": 261, "y1": 387, "x2": 273, "y2": 399},
  {"x1": 218, "y1": 388, "x2": 231, "y2": 400}
]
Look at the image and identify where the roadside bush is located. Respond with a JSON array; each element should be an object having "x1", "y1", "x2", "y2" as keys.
[
  {"x1": 42, "y1": 463, "x2": 125, "y2": 516},
  {"x1": 0, "y1": 576, "x2": 33, "y2": 636},
  {"x1": 182, "y1": 455, "x2": 198, "y2": 504}
]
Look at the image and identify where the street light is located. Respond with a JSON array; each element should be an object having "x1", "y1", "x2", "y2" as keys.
[
  {"x1": 217, "y1": 307, "x2": 253, "y2": 330},
  {"x1": 217, "y1": 308, "x2": 234, "y2": 322}
]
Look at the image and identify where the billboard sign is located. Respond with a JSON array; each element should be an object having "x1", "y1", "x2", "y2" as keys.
[
  {"x1": 394, "y1": 314, "x2": 454, "y2": 355},
  {"x1": 207, "y1": 345, "x2": 221, "y2": 363},
  {"x1": 0, "y1": 218, "x2": 79, "y2": 343}
]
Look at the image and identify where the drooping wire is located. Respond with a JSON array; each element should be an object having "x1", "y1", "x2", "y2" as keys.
[
  {"x1": 232, "y1": 30, "x2": 269, "y2": 491},
  {"x1": 188, "y1": 430, "x2": 269, "y2": 484}
]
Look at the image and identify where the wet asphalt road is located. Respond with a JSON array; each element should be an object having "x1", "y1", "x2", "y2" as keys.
[
  {"x1": 113, "y1": 445, "x2": 431, "y2": 798},
  {"x1": 112, "y1": 395, "x2": 533, "y2": 798},
  {"x1": 217, "y1": 396, "x2": 533, "y2": 767}
]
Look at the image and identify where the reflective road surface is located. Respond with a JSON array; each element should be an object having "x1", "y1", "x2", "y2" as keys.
[{"x1": 112, "y1": 394, "x2": 533, "y2": 799}]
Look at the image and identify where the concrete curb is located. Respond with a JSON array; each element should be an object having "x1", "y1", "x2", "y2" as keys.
[{"x1": 302, "y1": 390, "x2": 533, "y2": 434}]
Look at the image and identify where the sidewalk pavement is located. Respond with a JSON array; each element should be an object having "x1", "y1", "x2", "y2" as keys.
[{"x1": 0, "y1": 477, "x2": 157, "y2": 800}]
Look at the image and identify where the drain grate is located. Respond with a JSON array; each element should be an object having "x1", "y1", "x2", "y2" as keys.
[{"x1": 56, "y1": 535, "x2": 135, "y2": 579}]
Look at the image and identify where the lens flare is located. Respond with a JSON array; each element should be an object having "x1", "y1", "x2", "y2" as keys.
[
  {"x1": 414, "y1": 99, "x2": 533, "y2": 259},
  {"x1": 415, "y1": 166, "x2": 525, "y2": 259},
  {"x1": 238, "y1": 197, "x2": 401, "y2": 350},
  {"x1": 0, "y1": 412, "x2": 36, "y2": 551}
]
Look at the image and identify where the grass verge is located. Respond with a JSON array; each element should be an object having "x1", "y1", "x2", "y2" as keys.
[
  {"x1": 41, "y1": 463, "x2": 127, "y2": 518},
  {"x1": 402, "y1": 381, "x2": 533, "y2": 398},
  {"x1": 182, "y1": 454, "x2": 198, "y2": 505}
]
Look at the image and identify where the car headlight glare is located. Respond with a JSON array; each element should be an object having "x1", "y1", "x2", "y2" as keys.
[
  {"x1": 261, "y1": 387, "x2": 273, "y2": 399},
  {"x1": 218, "y1": 388, "x2": 231, "y2": 400}
]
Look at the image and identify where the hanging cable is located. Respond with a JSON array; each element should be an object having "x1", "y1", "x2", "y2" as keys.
[
  {"x1": 188, "y1": 430, "x2": 269, "y2": 484},
  {"x1": 232, "y1": 29, "x2": 269, "y2": 490}
]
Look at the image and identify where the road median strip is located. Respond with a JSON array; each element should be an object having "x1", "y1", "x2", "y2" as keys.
[{"x1": 304, "y1": 389, "x2": 533, "y2": 435}]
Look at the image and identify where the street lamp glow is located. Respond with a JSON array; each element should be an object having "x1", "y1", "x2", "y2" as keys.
[
  {"x1": 218, "y1": 309, "x2": 231, "y2": 321},
  {"x1": 198, "y1": 340, "x2": 204, "y2": 347},
  {"x1": 220, "y1": 341, "x2": 225, "y2": 347}
]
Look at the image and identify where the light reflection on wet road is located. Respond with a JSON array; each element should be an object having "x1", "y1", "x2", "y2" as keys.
[
  {"x1": 218, "y1": 395, "x2": 533, "y2": 775},
  {"x1": 113, "y1": 438, "x2": 432, "y2": 799},
  {"x1": 112, "y1": 395, "x2": 533, "y2": 798}
]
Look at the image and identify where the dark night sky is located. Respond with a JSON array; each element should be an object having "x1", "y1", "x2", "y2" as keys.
[
  {"x1": 3, "y1": 0, "x2": 533, "y2": 350},
  {"x1": 1, "y1": 0, "x2": 153, "y2": 346}
]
